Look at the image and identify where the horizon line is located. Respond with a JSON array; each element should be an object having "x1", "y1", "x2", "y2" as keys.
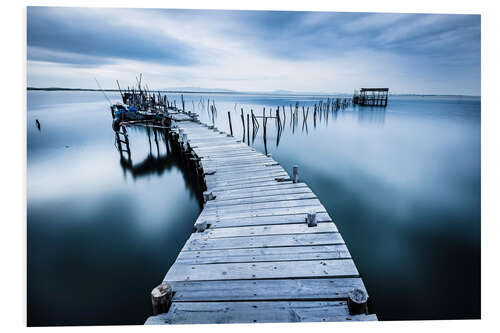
[{"x1": 26, "y1": 86, "x2": 481, "y2": 98}]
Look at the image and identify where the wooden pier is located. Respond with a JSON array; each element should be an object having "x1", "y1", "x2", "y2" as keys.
[
  {"x1": 143, "y1": 113, "x2": 377, "y2": 325},
  {"x1": 353, "y1": 88, "x2": 389, "y2": 107}
]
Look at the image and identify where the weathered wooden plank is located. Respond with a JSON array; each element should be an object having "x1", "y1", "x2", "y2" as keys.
[
  {"x1": 213, "y1": 182, "x2": 308, "y2": 198},
  {"x1": 212, "y1": 212, "x2": 332, "y2": 228},
  {"x1": 200, "y1": 154, "x2": 264, "y2": 162},
  {"x1": 206, "y1": 175, "x2": 290, "y2": 190},
  {"x1": 206, "y1": 192, "x2": 317, "y2": 208},
  {"x1": 198, "y1": 205, "x2": 327, "y2": 223},
  {"x1": 194, "y1": 147, "x2": 257, "y2": 154},
  {"x1": 202, "y1": 161, "x2": 275, "y2": 171},
  {"x1": 201, "y1": 156, "x2": 272, "y2": 165},
  {"x1": 188, "y1": 138, "x2": 246, "y2": 146},
  {"x1": 204, "y1": 164, "x2": 285, "y2": 174},
  {"x1": 206, "y1": 172, "x2": 289, "y2": 185},
  {"x1": 202, "y1": 164, "x2": 286, "y2": 175},
  {"x1": 201, "y1": 199, "x2": 323, "y2": 215},
  {"x1": 203, "y1": 222, "x2": 337, "y2": 238},
  {"x1": 176, "y1": 244, "x2": 349, "y2": 264},
  {"x1": 192, "y1": 144, "x2": 254, "y2": 151},
  {"x1": 198, "y1": 150, "x2": 262, "y2": 158},
  {"x1": 186, "y1": 136, "x2": 230, "y2": 142},
  {"x1": 189, "y1": 137, "x2": 240, "y2": 144},
  {"x1": 183, "y1": 232, "x2": 344, "y2": 251},
  {"x1": 193, "y1": 145, "x2": 254, "y2": 154},
  {"x1": 180, "y1": 133, "x2": 228, "y2": 140},
  {"x1": 205, "y1": 166, "x2": 286, "y2": 179},
  {"x1": 209, "y1": 180, "x2": 292, "y2": 192},
  {"x1": 201, "y1": 158, "x2": 273, "y2": 169},
  {"x1": 169, "y1": 277, "x2": 365, "y2": 301},
  {"x1": 214, "y1": 187, "x2": 312, "y2": 202},
  {"x1": 206, "y1": 172, "x2": 287, "y2": 184},
  {"x1": 181, "y1": 128, "x2": 225, "y2": 134},
  {"x1": 206, "y1": 174, "x2": 294, "y2": 191},
  {"x1": 201, "y1": 154, "x2": 271, "y2": 163},
  {"x1": 145, "y1": 301, "x2": 377, "y2": 324},
  {"x1": 204, "y1": 164, "x2": 283, "y2": 176},
  {"x1": 203, "y1": 159, "x2": 278, "y2": 169},
  {"x1": 165, "y1": 258, "x2": 358, "y2": 281}
]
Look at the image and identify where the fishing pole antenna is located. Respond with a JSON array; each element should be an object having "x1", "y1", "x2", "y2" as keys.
[{"x1": 94, "y1": 78, "x2": 112, "y2": 106}]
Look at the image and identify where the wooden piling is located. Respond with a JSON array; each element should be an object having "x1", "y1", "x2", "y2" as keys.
[
  {"x1": 247, "y1": 113, "x2": 250, "y2": 145},
  {"x1": 240, "y1": 109, "x2": 245, "y2": 139},
  {"x1": 227, "y1": 111, "x2": 233, "y2": 136},
  {"x1": 293, "y1": 165, "x2": 299, "y2": 183},
  {"x1": 151, "y1": 282, "x2": 173, "y2": 315},
  {"x1": 307, "y1": 211, "x2": 317, "y2": 227},
  {"x1": 347, "y1": 288, "x2": 369, "y2": 315},
  {"x1": 251, "y1": 110, "x2": 256, "y2": 131}
]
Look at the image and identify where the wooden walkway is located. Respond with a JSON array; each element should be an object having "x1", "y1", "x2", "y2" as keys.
[{"x1": 145, "y1": 118, "x2": 377, "y2": 324}]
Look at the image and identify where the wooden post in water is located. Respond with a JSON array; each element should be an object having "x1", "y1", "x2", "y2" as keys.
[
  {"x1": 227, "y1": 111, "x2": 233, "y2": 136},
  {"x1": 151, "y1": 282, "x2": 173, "y2": 315},
  {"x1": 240, "y1": 109, "x2": 245, "y2": 139},
  {"x1": 263, "y1": 107, "x2": 268, "y2": 153},
  {"x1": 293, "y1": 165, "x2": 299, "y2": 183},
  {"x1": 247, "y1": 113, "x2": 250, "y2": 145},
  {"x1": 251, "y1": 109, "x2": 255, "y2": 131},
  {"x1": 276, "y1": 107, "x2": 281, "y2": 130},
  {"x1": 347, "y1": 289, "x2": 369, "y2": 315}
]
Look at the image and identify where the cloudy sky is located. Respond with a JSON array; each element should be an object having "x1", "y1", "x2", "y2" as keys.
[{"x1": 27, "y1": 7, "x2": 481, "y2": 95}]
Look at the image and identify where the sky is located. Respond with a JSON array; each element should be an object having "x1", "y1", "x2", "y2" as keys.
[{"x1": 27, "y1": 7, "x2": 481, "y2": 95}]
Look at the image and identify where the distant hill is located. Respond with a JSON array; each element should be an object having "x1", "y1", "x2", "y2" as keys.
[
  {"x1": 28, "y1": 87, "x2": 120, "y2": 92},
  {"x1": 27, "y1": 86, "x2": 347, "y2": 95},
  {"x1": 162, "y1": 87, "x2": 236, "y2": 93},
  {"x1": 27, "y1": 86, "x2": 238, "y2": 93},
  {"x1": 267, "y1": 89, "x2": 349, "y2": 96}
]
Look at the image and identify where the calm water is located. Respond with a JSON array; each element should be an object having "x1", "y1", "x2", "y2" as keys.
[{"x1": 27, "y1": 91, "x2": 480, "y2": 325}]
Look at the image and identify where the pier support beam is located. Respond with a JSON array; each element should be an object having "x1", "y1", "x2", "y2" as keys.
[
  {"x1": 347, "y1": 288, "x2": 369, "y2": 315},
  {"x1": 151, "y1": 282, "x2": 173, "y2": 315}
]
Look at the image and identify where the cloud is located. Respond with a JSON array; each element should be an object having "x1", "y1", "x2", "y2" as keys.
[
  {"x1": 27, "y1": 7, "x2": 198, "y2": 66},
  {"x1": 26, "y1": 7, "x2": 481, "y2": 95}
]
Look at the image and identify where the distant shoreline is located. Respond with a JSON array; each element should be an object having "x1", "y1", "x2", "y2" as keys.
[{"x1": 26, "y1": 87, "x2": 480, "y2": 98}]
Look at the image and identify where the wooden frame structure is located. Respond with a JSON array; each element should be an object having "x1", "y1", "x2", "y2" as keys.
[{"x1": 354, "y1": 88, "x2": 388, "y2": 107}]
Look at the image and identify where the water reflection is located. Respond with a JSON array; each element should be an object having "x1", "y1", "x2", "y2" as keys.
[
  {"x1": 115, "y1": 125, "x2": 205, "y2": 207},
  {"x1": 223, "y1": 99, "x2": 386, "y2": 154},
  {"x1": 354, "y1": 106, "x2": 387, "y2": 125}
]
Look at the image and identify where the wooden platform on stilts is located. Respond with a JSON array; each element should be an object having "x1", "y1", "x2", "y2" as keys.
[{"x1": 145, "y1": 117, "x2": 377, "y2": 325}]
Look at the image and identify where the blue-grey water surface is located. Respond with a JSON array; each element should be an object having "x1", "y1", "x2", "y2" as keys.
[{"x1": 27, "y1": 91, "x2": 480, "y2": 325}]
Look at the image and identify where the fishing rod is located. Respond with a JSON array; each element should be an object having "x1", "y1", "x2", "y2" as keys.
[
  {"x1": 116, "y1": 80, "x2": 123, "y2": 100},
  {"x1": 94, "y1": 78, "x2": 112, "y2": 106}
]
